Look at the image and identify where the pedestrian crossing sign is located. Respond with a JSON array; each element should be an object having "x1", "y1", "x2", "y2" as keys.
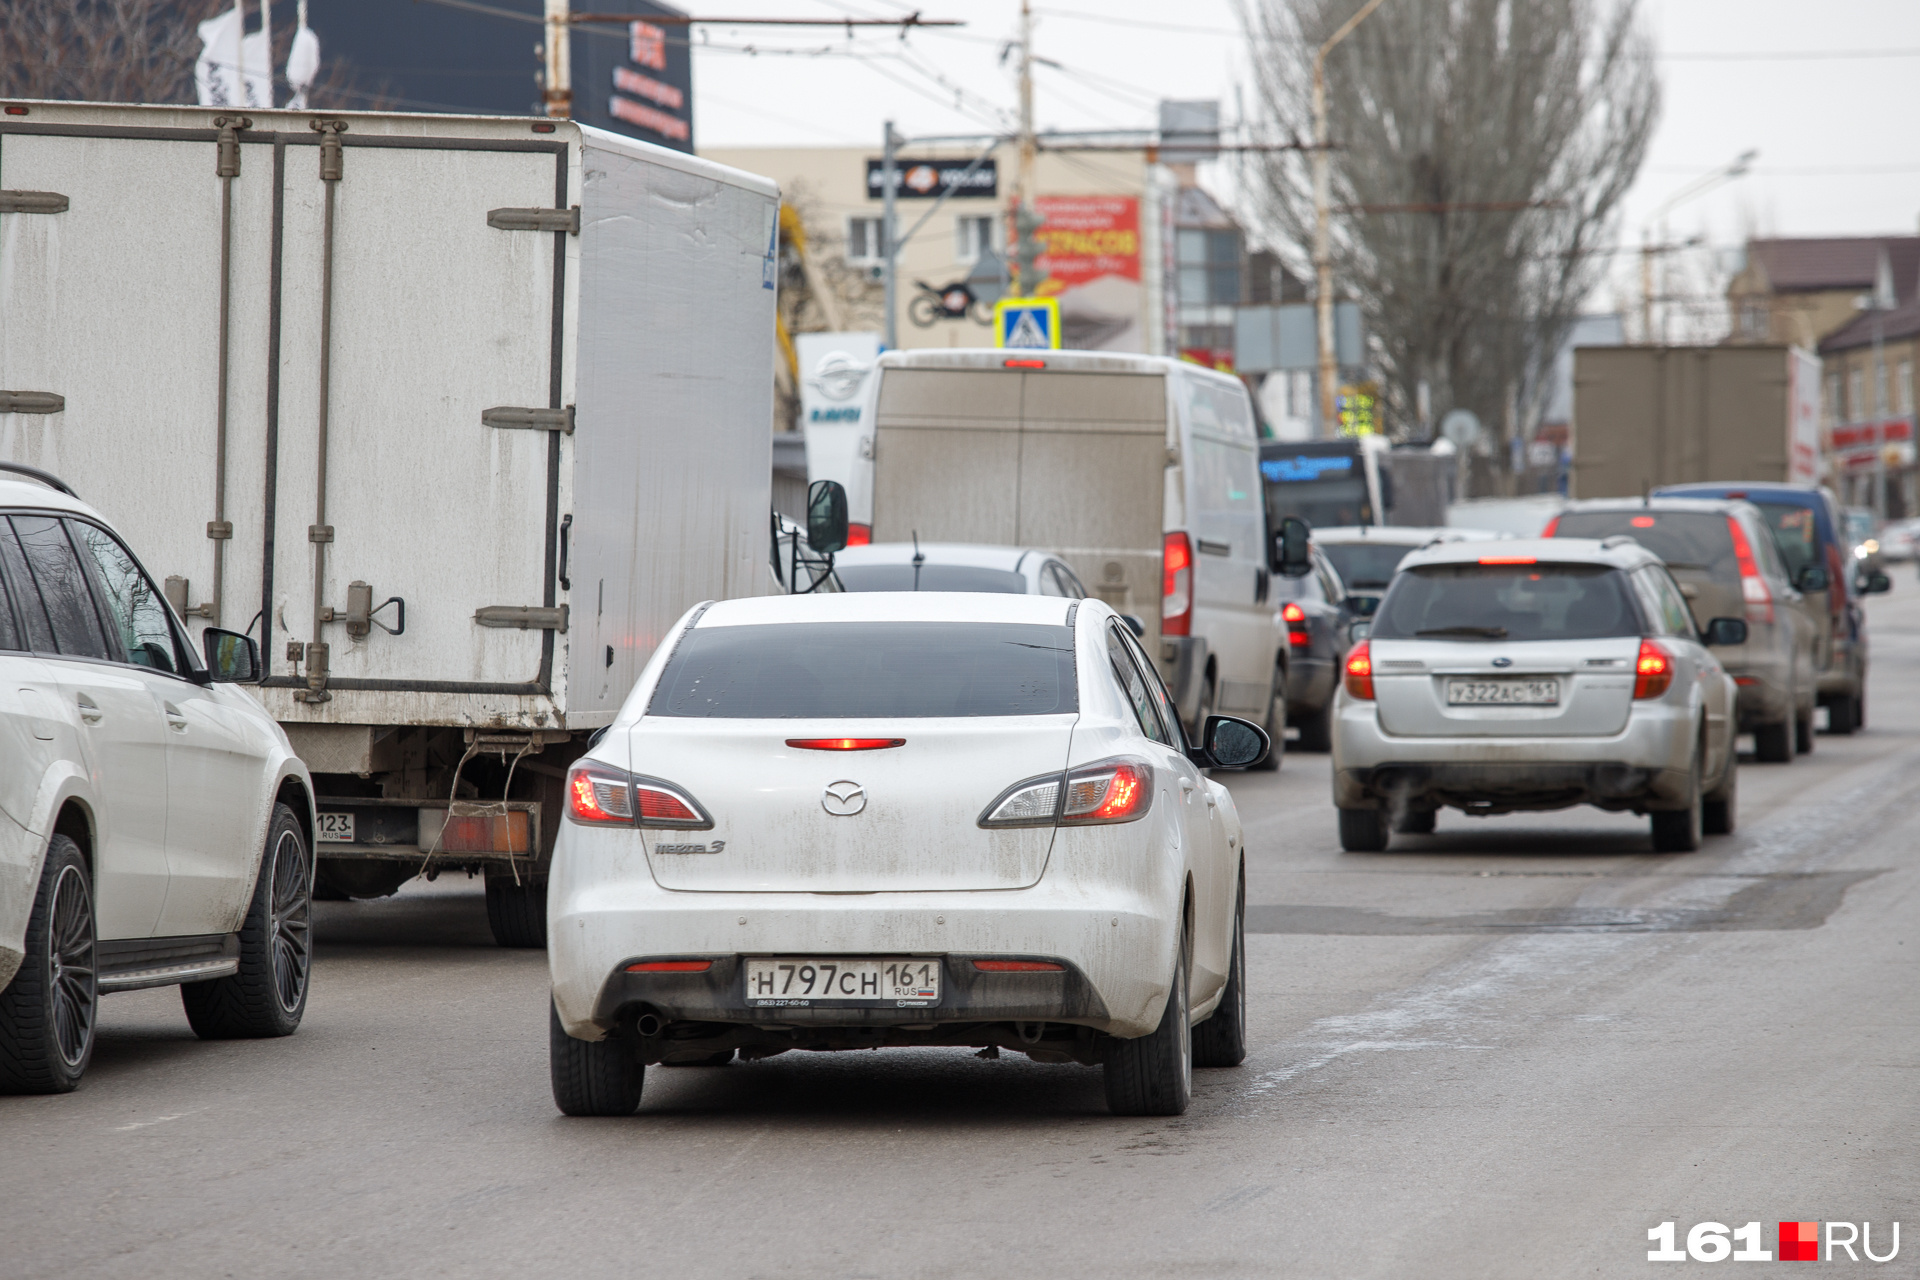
[{"x1": 994, "y1": 297, "x2": 1061, "y2": 350}]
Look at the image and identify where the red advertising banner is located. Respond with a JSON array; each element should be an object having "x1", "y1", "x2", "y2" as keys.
[{"x1": 1030, "y1": 196, "x2": 1141, "y2": 287}]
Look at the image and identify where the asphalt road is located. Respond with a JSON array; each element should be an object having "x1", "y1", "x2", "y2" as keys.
[{"x1": 5, "y1": 595, "x2": 1916, "y2": 1278}]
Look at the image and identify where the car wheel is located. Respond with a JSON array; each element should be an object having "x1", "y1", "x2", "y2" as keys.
[
  {"x1": 550, "y1": 1000, "x2": 644, "y2": 1116},
  {"x1": 485, "y1": 869, "x2": 548, "y2": 948},
  {"x1": 1338, "y1": 807, "x2": 1389, "y2": 853},
  {"x1": 1795, "y1": 704, "x2": 1815, "y2": 755},
  {"x1": 1247, "y1": 665, "x2": 1284, "y2": 772},
  {"x1": 181, "y1": 803, "x2": 312, "y2": 1039},
  {"x1": 1191, "y1": 867, "x2": 1246, "y2": 1068},
  {"x1": 1393, "y1": 808, "x2": 1437, "y2": 835},
  {"x1": 1703, "y1": 748, "x2": 1737, "y2": 836},
  {"x1": 1293, "y1": 698, "x2": 1333, "y2": 753},
  {"x1": 1103, "y1": 922, "x2": 1193, "y2": 1116},
  {"x1": 1650, "y1": 747, "x2": 1704, "y2": 853},
  {"x1": 0, "y1": 835, "x2": 97, "y2": 1094},
  {"x1": 1752, "y1": 716, "x2": 1793, "y2": 763},
  {"x1": 1825, "y1": 693, "x2": 1859, "y2": 735}
]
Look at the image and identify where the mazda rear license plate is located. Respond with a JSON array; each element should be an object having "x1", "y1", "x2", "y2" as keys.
[
  {"x1": 744, "y1": 958, "x2": 941, "y2": 1007},
  {"x1": 1447, "y1": 678, "x2": 1559, "y2": 705}
]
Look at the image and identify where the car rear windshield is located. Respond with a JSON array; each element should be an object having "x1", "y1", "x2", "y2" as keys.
[
  {"x1": 1317, "y1": 541, "x2": 1417, "y2": 591},
  {"x1": 1749, "y1": 501, "x2": 1819, "y2": 579},
  {"x1": 834, "y1": 564, "x2": 1029, "y2": 594},
  {"x1": 1371, "y1": 563, "x2": 1644, "y2": 642},
  {"x1": 1552, "y1": 510, "x2": 1738, "y2": 579},
  {"x1": 648, "y1": 621, "x2": 1077, "y2": 718}
]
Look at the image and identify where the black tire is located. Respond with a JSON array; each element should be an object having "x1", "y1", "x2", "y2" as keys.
[
  {"x1": 1704, "y1": 749, "x2": 1737, "y2": 836},
  {"x1": 0, "y1": 835, "x2": 96, "y2": 1094},
  {"x1": 1825, "y1": 694, "x2": 1858, "y2": 736},
  {"x1": 1795, "y1": 705, "x2": 1815, "y2": 755},
  {"x1": 1338, "y1": 807, "x2": 1389, "y2": 853},
  {"x1": 1103, "y1": 923, "x2": 1193, "y2": 1116},
  {"x1": 1650, "y1": 748, "x2": 1704, "y2": 853},
  {"x1": 486, "y1": 869, "x2": 548, "y2": 948},
  {"x1": 1753, "y1": 717, "x2": 1793, "y2": 763},
  {"x1": 1248, "y1": 665, "x2": 1284, "y2": 772},
  {"x1": 550, "y1": 1000, "x2": 644, "y2": 1116},
  {"x1": 1393, "y1": 808, "x2": 1438, "y2": 835},
  {"x1": 1191, "y1": 868, "x2": 1246, "y2": 1068},
  {"x1": 1293, "y1": 698, "x2": 1333, "y2": 753},
  {"x1": 181, "y1": 804, "x2": 312, "y2": 1039}
]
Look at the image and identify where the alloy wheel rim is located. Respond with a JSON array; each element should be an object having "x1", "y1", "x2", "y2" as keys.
[
  {"x1": 268, "y1": 829, "x2": 312, "y2": 1014},
  {"x1": 49, "y1": 864, "x2": 97, "y2": 1068}
]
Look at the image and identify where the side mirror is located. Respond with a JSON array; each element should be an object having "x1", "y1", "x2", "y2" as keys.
[
  {"x1": 1270, "y1": 515, "x2": 1312, "y2": 579},
  {"x1": 202, "y1": 628, "x2": 261, "y2": 683},
  {"x1": 1862, "y1": 571, "x2": 1892, "y2": 595},
  {"x1": 1346, "y1": 594, "x2": 1380, "y2": 618},
  {"x1": 1119, "y1": 613, "x2": 1146, "y2": 638},
  {"x1": 1702, "y1": 617, "x2": 1747, "y2": 647},
  {"x1": 807, "y1": 479, "x2": 849, "y2": 553},
  {"x1": 1195, "y1": 714, "x2": 1270, "y2": 770},
  {"x1": 1347, "y1": 620, "x2": 1372, "y2": 645},
  {"x1": 1795, "y1": 565, "x2": 1830, "y2": 592}
]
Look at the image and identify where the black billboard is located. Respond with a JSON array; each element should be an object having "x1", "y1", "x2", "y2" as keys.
[{"x1": 865, "y1": 158, "x2": 999, "y2": 200}]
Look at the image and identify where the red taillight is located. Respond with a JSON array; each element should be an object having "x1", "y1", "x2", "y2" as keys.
[
  {"x1": 1631, "y1": 515, "x2": 1656, "y2": 528},
  {"x1": 1479, "y1": 556, "x2": 1536, "y2": 565},
  {"x1": 1634, "y1": 638, "x2": 1674, "y2": 699},
  {"x1": 978, "y1": 757, "x2": 1154, "y2": 827},
  {"x1": 566, "y1": 761, "x2": 709, "y2": 828},
  {"x1": 972, "y1": 960, "x2": 1064, "y2": 972},
  {"x1": 846, "y1": 523, "x2": 872, "y2": 547},
  {"x1": 1003, "y1": 358, "x2": 1046, "y2": 369},
  {"x1": 626, "y1": 959, "x2": 712, "y2": 973},
  {"x1": 1343, "y1": 640, "x2": 1374, "y2": 699},
  {"x1": 1541, "y1": 516, "x2": 1561, "y2": 537},
  {"x1": 1282, "y1": 601, "x2": 1309, "y2": 647},
  {"x1": 1726, "y1": 517, "x2": 1773, "y2": 623},
  {"x1": 786, "y1": 738, "x2": 905, "y2": 751},
  {"x1": 1162, "y1": 532, "x2": 1193, "y2": 636}
]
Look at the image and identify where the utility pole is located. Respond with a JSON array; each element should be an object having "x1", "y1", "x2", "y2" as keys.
[
  {"x1": 1010, "y1": 0, "x2": 1042, "y2": 296},
  {"x1": 882, "y1": 120, "x2": 900, "y2": 349},
  {"x1": 543, "y1": 0, "x2": 570, "y2": 117},
  {"x1": 1638, "y1": 149, "x2": 1756, "y2": 341},
  {"x1": 1313, "y1": 0, "x2": 1387, "y2": 437}
]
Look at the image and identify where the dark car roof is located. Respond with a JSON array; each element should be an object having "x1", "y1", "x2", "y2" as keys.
[{"x1": 1652, "y1": 484, "x2": 1838, "y2": 544}]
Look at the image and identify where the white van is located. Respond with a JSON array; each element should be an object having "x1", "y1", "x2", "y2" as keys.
[{"x1": 866, "y1": 350, "x2": 1283, "y2": 740}]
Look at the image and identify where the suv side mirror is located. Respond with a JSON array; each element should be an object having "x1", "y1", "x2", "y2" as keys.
[
  {"x1": 1795, "y1": 565, "x2": 1830, "y2": 592},
  {"x1": 1270, "y1": 515, "x2": 1312, "y2": 579},
  {"x1": 1702, "y1": 617, "x2": 1747, "y2": 647},
  {"x1": 1194, "y1": 714, "x2": 1270, "y2": 770},
  {"x1": 1862, "y1": 570, "x2": 1892, "y2": 595},
  {"x1": 807, "y1": 479, "x2": 849, "y2": 553},
  {"x1": 202, "y1": 628, "x2": 261, "y2": 683}
]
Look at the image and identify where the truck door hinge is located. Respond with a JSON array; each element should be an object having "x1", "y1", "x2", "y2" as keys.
[
  {"x1": 488, "y1": 206, "x2": 580, "y2": 235},
  {"x1": 475, "y1": 605, "x2": 568, "y2": 634},
  {"x1": 482, "y1": 405, "x2": 574, "y2": 434},
  {"x1": 0, "y1": 390, "x2": 64, "y2": 414},
  {"x1": 0, "y1": 191, "x2": 68, "y2": 214}
]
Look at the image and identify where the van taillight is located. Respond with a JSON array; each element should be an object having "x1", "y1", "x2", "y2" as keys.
[
  {"x1": 1282, "y1": 602, "x2": 1309, "y2": 648},
  {"x1": 1541, "y1": 516, "x2": 1561, "y2": 537},
  {"x1": 1162, "y1": 532, "x2": 1193, "y2": 636},
  {"x1": 846, "y1": 523, "x2": 872, "y2": 547}
]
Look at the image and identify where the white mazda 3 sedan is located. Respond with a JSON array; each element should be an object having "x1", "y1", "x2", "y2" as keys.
[
  {"x1": 547, "y1": 592, "x2": 1269, "y2": 1117},
  {"x1": 1330, "y1": 538, "x2": 1743, "y2": 854}
]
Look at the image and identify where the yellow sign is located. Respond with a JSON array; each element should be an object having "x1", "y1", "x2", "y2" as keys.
[
  {"x1": 1336, "y1": 382, "x2": 1379, "y2": 437},
  {"x1": 993, "y1": 297, "x2": 1061, "y2": 350}
]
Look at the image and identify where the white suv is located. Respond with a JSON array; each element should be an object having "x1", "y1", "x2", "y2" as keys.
[
  {"x1": 1331, "y1": 537, "x2": 1742, "y2": 853},
  {"x1": 0, "y1": 466, "x2": 316, "y2": 1094}
]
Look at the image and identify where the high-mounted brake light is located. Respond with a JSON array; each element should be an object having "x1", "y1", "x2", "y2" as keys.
[
  {"x1": 846, "y1": 523, "x2": 872, "y2": 547},
  {"x1": 786, "y1": 738, "x2": 905, "y2": 751},
  {"x1": 1725, "y1": 516, "x2": 1773, "y2": 623},
  {"x1": 1631, "y1": 515, "x2": 1656, "y2": 528},
  {"x1": 1478, "y1": 556, "x2": 1536, "y2": 565},
  {"x1": 1541, "y1": 516, "x2": 1561, "y2": 537},
  {"x1": 626, "y1": 960, "x2": 712, "y2": 973},
  {"x1": 1634, "y1": 638, "x2": 1674, "y2": 700},
  {"x1": 973, "y1": 960, "x2": 1064, "y2": 972},
  {"x1": 1282, "y1": 601, "x2": 1310, "y2": 648},
  {"x1": 978, "y1": 757, "x2": 1154, "y2": 828},
  {"x1": 1004, "y1": 358, "x2": 1047, "y2": 369},
  {"x1": 565, "y1": 761, "x2": 711, "y2": 829},
  {"x1": 1162, "y1": 532, "x2": 1193, "y2": 636},
  {"x1": 1343, "y1": 640, "x2": 1374, "y2": 700}
]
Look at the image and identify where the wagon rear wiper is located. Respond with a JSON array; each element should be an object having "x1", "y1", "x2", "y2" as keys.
[{"x1": 1415, "y1": 625, "x2": 1509, "y2": 639}]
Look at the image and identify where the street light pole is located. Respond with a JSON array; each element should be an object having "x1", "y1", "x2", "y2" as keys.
[
  {"x1": 1011, "y1": 0, "x2": 1040, "y2": 295},
  {"x1": 1638, "y1": 148, "x2": 1756, "y2": 342},
  {"x1": 882, "y1": 120, "x2": 900, "y2": 350},
  {"x1": 543, "y1": 0, "x2": 571, "y2": 118},
  {"x1": 1314, "y1": 0, "x2": 1388, "y2": 437}
]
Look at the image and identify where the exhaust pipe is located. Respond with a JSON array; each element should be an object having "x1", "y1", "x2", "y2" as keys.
[{"x1": 635, "y1": 1012, "x2": 664, "y2": 1038}]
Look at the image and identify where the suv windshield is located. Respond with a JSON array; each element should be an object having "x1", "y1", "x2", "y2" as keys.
[
  {"x1": 835, "y1": 564, "x2": 1028, "y2": 594},
  {"x1": 1749, "y1": 501, "x2": 1820, "y2": 580},
  {"x1": 1552, "y1": 510, "x2": 1738, "y2": 579},
  {"x1": 1317, "y1": 541, "x2": 1418, "y2": 590},
  {"x1": 1372, "y1": 563, "x2": 1643, "y2": 642},
  {"x1": 649, "y1": 622, "x2": 1077, "y2": 718}
]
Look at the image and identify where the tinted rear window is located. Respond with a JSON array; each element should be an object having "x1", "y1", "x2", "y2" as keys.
[
  {"x1": 835, "y1": 565, "x2": 1029, "y2": 594},
  {"x1": 1552, "y1": 511, "x2": 1737, "y2": 578},
  {"x1": 1318, "y1": 541, "x2": 1416, "y2": 590},
  {"x1": 1372, "y1": 563, "x2": 1643, "y2": 642},
  {"x1": 1750, "y1": 502, "x2": 1819, "y2": 579},
  {"x1": 649, "y1": 622, "x2": 1077, "y2": 718}
]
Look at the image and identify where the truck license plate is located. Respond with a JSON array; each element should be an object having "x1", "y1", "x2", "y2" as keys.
[
  {"x1": 315, "y1": 812, "x2": 355, "y2": 843},
  {"x1": 744, "y1": 958, "x2": 940, "y2": 1006},
  {"x1": 1447, "y1": 679, "x2": 1559, "y2": 706}
]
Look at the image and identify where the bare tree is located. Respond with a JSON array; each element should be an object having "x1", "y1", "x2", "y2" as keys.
[{"x1": 1241, "y1": 0, "x2": 1660, "y2": 472}]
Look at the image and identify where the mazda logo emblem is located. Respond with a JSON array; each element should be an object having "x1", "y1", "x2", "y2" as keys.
[{"x1": 822, "y1": 781, "x2": 866, "y2": 817}]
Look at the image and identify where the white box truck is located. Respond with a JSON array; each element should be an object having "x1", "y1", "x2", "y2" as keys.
[
  {"x1": 866, "y1": 350, "x2": 1284, "y2": 743},
  {"x1": 0, "y1": 102, "x2": 779, "y2": 944}
]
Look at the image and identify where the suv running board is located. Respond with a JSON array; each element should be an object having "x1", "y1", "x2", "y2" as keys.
[{"x1": 98, "y1": 934, "x2": 241, "y2": 992}]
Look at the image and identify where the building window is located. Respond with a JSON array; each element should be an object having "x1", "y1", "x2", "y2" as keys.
[
  {"x1": 954, "y1": 215, "x2": 997, "y2": 263},
  {"x1": 1849, "y1": 367, "x2": 1865, "y2": 422},
  {"x1": 1900, "y1": 359, "x2": 1914, "y2": 416},
  {"x1": 846, "y1": 216, "x2": 887, "y2": 265},
  {"x1": 1741, "y1": 304, "x2": 1767, "y2": 340},
  {"x1": 1827, "y1": 371, "x2": 1843, "y2": 424},
  {"x1": 1175, "y1": 228, "x2": 1242, "y2": 306}
]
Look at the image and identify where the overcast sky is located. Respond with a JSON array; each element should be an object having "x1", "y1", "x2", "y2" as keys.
[{"x1": 693, "y1": 0, "x2": 1920, "y2": 307}]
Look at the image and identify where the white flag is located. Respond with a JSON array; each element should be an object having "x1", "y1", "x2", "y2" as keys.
[
  {"x1": 286, "y1": 1, "x2": 321, "y2": 111},
  {"x1": 194, "y1": 4, "x2": 245, "y2": 107}
]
